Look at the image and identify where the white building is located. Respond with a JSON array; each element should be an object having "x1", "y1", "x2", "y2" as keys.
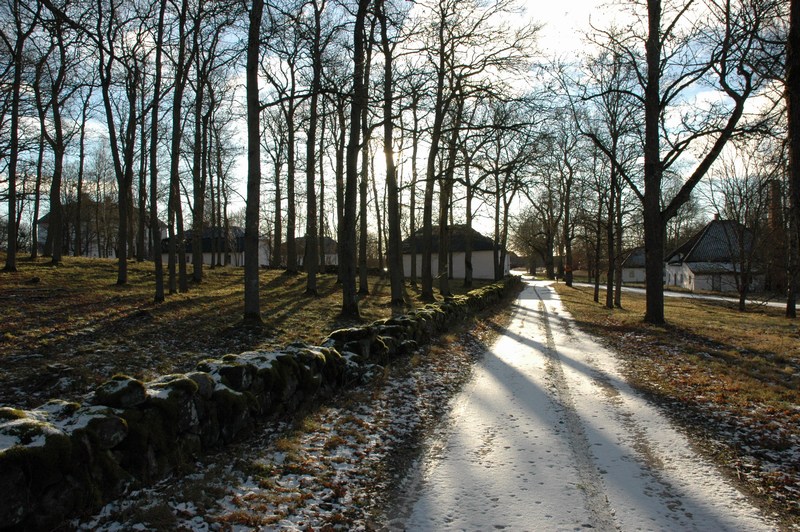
[
  {"x1": 621, "y1": 247, "x2": 646, "y2": 284},
  {"x1": 401, "y1": 225, "x2": 509, "y2": 281},
  {"x1": 664, "y1": 219, "x2": 763, "y2": 293},
  {"x1": 162, "y1": 226, "x2": 271, "y2": 267}
]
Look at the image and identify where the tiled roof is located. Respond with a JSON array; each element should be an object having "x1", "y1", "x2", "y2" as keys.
[
  {"x1": 621, "y1": 247, "x2": 646, "y2": 268},
  {"x1": 401, "y1": 225, "x2": 496, "y2": 254},
  {"x1": 665, "y1": 220, "x2": 752, "y2": 264}
]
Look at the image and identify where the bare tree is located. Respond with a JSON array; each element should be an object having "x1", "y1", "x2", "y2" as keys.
[
  {"x1": 1, "y1": 0, "x2": 40, "y2": 272},
  {"x1": 262, "y1": 4, "x2": 303, "y2": 275},
  {"x1": 410, "y1": 0, "x2": 537, "y2": 296},
  {"x1": 340, "y1": 0, "x2": 371, "y2": 318},
  {"x1": 150, "y1": 0, "x2": 166, "y2": 303},
  {"x1": 378, "y1": 0, "x2": 405, "y2": 306},
  {"x1": 585, "y1": 0, "x2": 778, "y2": 324},
  {"x1": 788, "y1": 0, "x2": 800, "y2": 318},
  {"x1": 706, "y1": 139, "x2": 777, "y2": 310},
  {"x1": 243, "y1": 0, "x2": 265, "y2": 324}
]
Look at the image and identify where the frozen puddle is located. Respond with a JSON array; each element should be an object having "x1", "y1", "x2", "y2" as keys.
[{"x1": 393, "y1": 278, "x2": 778, "y2": 531}]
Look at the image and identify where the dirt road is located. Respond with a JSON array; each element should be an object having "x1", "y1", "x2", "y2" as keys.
[{"x1": 390, "y1": 278, "x2": 778, "y2": 531}]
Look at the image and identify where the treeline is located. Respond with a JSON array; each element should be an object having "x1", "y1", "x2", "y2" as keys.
[{"x1": 0, "y1": 0, "x2": 796, "y2": 324}]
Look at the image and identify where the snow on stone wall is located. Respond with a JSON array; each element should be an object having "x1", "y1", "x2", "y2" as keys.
[{"x1": 0, "y1": 276, "x2": 522, "y2": 530}]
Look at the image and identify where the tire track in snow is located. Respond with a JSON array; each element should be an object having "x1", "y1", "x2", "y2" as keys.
[{"x1": 533, "y1": 285, "x2": 619, "y2": 531}]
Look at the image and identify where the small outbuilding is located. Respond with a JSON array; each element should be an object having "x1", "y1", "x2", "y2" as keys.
[
  {"x1": 163, "y1": 226, "x2": 270, "y2": 267},
  {"x1": 286, "y1": 236, "x2": 339, "y2": 267},
  {"x1": 664, "y1": 219, "x2": 762, "y2": 293},
  {"x1": 621, "y1": 247, "x2": 646, "y2": 284},
  {"x1": 400, "y1": 225, "x2": 509, "y2": 281}
]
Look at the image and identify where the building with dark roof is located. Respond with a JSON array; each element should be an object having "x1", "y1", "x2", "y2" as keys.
[
  {"x1": 280, "y1": 236, "x2": 339, "y2": 267},
  {"x1": 620, "y1": 246, "x2": 646, "y2": 284},
  {"x1": 400, "y1": 224, "x2": 509, "y2": 280},
  {"x1": 664, "y1": 219, "x2": 762, "y2": 292},
  {"x1": 161, "y1": 226, "x2": 271, "y2": 267}
]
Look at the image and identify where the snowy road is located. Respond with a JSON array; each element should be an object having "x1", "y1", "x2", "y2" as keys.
[{"x1": 393, "y1": 278, "x2": 778, "y2": 531}]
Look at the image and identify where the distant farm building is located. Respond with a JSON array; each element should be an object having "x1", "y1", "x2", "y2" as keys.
[
  {"x1": 281, "y1": 236, "x2": 339, "y2": 268},
  {"x1": 621, "y1": 247, "x2": 646, "y2": 284},
  {"x1": 664, "y1": 219, "x2": 763, "y2": 293},
  {"x1": 162, "y1": 226, "x2": 270, "y2": 267},
  {"x1": 401, "y1": 225, "x2": 509, "y2": 280},
  {"x1": 37, "y1": 195, "x2": 161, "y2": 259}
]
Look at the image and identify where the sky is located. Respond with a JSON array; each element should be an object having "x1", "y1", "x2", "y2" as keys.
[{"x1": 533, "y1": 0, "x2": 606, "y2": 55}]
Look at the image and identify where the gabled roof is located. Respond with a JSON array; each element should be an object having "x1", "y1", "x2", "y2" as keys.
[
  {"x1": 185, "y1": 226, "x2": 245, "y2": 240},
  {"x1": 163, "y1": 226, "x2": 247, "y2": 253},
  {"x1": 665, "y1": 219, "x2": 752, "y2": 264},
  {"x1": 621, "y1": 246, "x2": 646, "y2": 268},
  {"x1": 401, "y1": 225, "x2": 496, "y2": 254},
  {"x1": 286, "y1": 236, "x2": 338, "y2": 255}
]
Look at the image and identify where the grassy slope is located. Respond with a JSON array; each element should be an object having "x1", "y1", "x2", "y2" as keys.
[
  {"x1": 0, "y1": 255, "x2": 488, "y2": 409},
  {"x1": 554, "y1": 281, "x2": 800, "y2": 527}
]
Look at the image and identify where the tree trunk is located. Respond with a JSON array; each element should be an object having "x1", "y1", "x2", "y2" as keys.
[
  {"x1": 371, "y1": 157, "x2": 384, "y2": 275},
  {"x1": 614, "y1": 182, "x2": 623, "y2": 307},
  {"x1": 32, "y1": 130, "x2": 44, "y2": 259},
  {"x1": 643, "y1": 0, "x2": 665, "y2": 324},
  {"x1": 319, "y1": 107, "x2": 326, "y2": 270},
  {"x1": 380, "y1": 7, "x2": 405, "y2": 304},
  {"x1": 464, "y1": 179, "x2": 474, "y2": 288},
  {"x1": 564, "y1": 211, "x2": 573, "y2": 288},
  {"x1": 409, "y1": 94, "x2": 420, "y2": 287},
  {"x1": 358, "y1": 21, "x2": 374, "y2": 296},
  {"x1": 605, "y1": 165, "x2": 617, "y2": 309},
  {"x1": 286, "y1": 106, "x2": 298, "y2": 274},
  {"x1": 191, "y1": 67, "x2": 207, "y2": 284},
  {"x1": 335, "y1": 97, "x2": 346, "y2": 281},
  {"x1": 150, "y1": 0, "x2": 166, "y2": 303},
  {"x1": 594, "y1": 201, "x2": 603, "y2": 303},
  {"x1": 137, "y1": 87, "x2": 147, "y2": 262},
  {"x1": 3, "y1": 0, "x2": 36, "y2": 272},
  {"x1": 243, "y1": 0, "x2": 265, "y2": 324},
  {"x1": 359, "y1": 137, "x2": 370, "y2": 295},
  {"x1": 304, "y1": 0, "x2": 323, "y2": 296},
  {"x1": 167, "y1": 0, "x2": 190, "y2": 293},
  {"x1": 76, "y1": 94, "x2": 89, "y2": 257},
  {"x1": 787, "y1": 0, "x2": 800, "y2": 318},
  {"x1": 340, "y1": 0, "x2": 370, "y2": 318}
]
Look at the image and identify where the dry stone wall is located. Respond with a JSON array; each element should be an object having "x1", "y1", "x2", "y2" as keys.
[{"x1": 0, "y1": 276, "x2": 522, "y2": 530}]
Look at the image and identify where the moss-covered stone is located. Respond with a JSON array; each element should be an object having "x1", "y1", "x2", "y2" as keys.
[
  {"x1": 0, "y1": 461, "x2": 28, "y2": 527},
  {"x1": 192, "y1": 396, "x2": 221, "y2": 449},
  {"x1": 272, "y1": 355, "x2": 300, "y2": 403},
  {"x1": 0, "y1": 407, "x2": 28, "y2": 421},
  {"x1": 35, "y1": 399, "x2": 81, "y2": 421},
  {"x1": 92, "y1": 375, "x2": 147, "y2": 408},
  {"x1": 211, "y1": 385, "x2": 252, "y2": 443},
  {"x1": 77, "y1": 410, "x2": 129, "y2": 451},
  {"x1": 399, "y1": 339, "x2": 419, "y2": 355},
  {"x1": 326, "y1": 326, "x2": 375, "y2": 345},
  {"x1": 0, "y1": 419, "x2": 73, "y2": 502},
  {"x1": 115, "y1": 407, "x2": 172, "y2": 481},
  {"x1": 146, "y1": 375, "x2": 200, "y2": 434},
  {"x1": 217, "y1": 362, "x2": 257, "y2": 392},
  {"x1": 186, "y1": 371, "x2": 215, "y2": 399}
]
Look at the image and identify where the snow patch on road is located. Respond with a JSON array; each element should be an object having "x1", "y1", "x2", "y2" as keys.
[{"x1": 395, "y1": 279, "x2": 779, "y2": 531}]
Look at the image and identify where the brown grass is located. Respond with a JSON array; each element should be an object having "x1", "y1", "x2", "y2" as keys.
[
  {"x1": 0, "y1": 255, "x2": 489, "y2": 409},
  {"x1": 554, "y1": 282, "x2": 800, "y2": 526}
]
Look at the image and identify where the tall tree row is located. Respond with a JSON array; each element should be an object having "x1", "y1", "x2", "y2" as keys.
[{"x1": 2, "y1": 0, "x2": 793, "y2": 327}]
